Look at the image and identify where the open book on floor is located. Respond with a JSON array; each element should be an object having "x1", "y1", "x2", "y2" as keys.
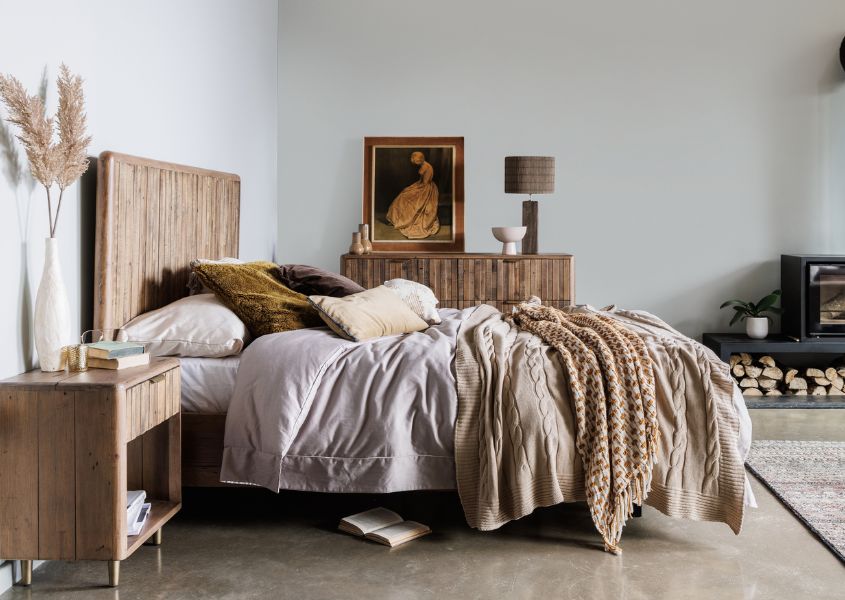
[{"x1": 338, "y1": 507, "x2": 430, "y2": 548}]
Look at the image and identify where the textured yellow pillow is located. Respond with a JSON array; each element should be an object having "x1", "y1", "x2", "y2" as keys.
[
  {"x1": 193, "y1": 261, "x2": 323, "y2": 337},
  {"x1": 308, "y1": 285, "x2": 429, "y2": 342}
]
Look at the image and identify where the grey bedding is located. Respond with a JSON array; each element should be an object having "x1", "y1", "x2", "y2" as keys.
[
  {"x1": 221, "y1": 306, "x2": 754, "y2": 502},
  {"x1": 220, "y1": 309, "x2": 472, "y2": 491}
]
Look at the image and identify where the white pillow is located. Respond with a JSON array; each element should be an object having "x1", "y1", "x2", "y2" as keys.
[
  {"x1": 383, "y1": 279, "x2": 441, "y2": 325},
  {"x1": 118, "y1": 294, "x2": 250, "y2": 357}
]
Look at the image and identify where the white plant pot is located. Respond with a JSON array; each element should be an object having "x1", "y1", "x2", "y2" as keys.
[
  {"x1": 745, "y1": 317, "x2": 768, "y2": 340},
  {"x1": 34, "y1": 237, "x2": 71, "y2": 371}
]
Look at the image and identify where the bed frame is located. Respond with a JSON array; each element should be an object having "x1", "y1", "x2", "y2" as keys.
[
  {"x1": 89, "y1": 151, "x2": 646, "y2": 518},
  {"x1": 94, "y1": 151, "x2": 239, "y2": 486}
]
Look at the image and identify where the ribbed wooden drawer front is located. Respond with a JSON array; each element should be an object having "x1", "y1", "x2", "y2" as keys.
[
  {"x1": 343, "y1": 256, "x2": 417, "y2": 288},
  {"x1": 341, "y1": 254, "x2": 574, "y2": 309},
  {"x1": 125, "y1": 367, "x2": 180, "y2": 441},
  {"x1": 384, "y1": 257, "x2": 416, "y2": 281},
  {"x1": 416, "y1": 258, "x2": 457, "y2": 302}
]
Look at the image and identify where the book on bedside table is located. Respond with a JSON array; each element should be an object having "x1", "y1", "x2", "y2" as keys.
[
  {"x1": 88, "y1": 352, "x2": 150, "y2": 370},
  {"x1": 338, "y1": 507, "x2": 430, "y2": 547},
  {"x1": 86, "y1": 341, "x2": 145, "y2": 359}
]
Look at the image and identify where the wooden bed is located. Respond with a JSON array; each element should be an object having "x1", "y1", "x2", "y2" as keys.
[
  {"x1": 93, "y1": 151, "x2": 239, "y2": 486},
  {"x1": 91, "y1": 151, "x2": 586, "y2": 494}
]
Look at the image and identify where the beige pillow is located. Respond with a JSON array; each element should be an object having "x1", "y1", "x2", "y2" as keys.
[
  {"x1": 308, "y1": 285, "x2": 429, "y2": 342},
  {"x1": 118, "y1": 294, "x2": 250, "y2": 357}
]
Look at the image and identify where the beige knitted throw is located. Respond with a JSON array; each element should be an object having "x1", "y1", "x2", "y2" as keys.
[
  {"x1": 455, "y1": 304, "x2": 747, "y2": 554},
  {"x1": 509, "y1": 304, "x2": 659, "y2": 553}
]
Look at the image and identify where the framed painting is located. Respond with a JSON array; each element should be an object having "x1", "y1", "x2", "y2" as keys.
[{"x1": 363, "y1": 136, "x2": 464, "y2": 252}]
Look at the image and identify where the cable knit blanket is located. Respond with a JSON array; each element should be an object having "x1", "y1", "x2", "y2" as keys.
[
  {"x1": 509, "y1": 304, "x2": 659, "y2": 553},
  {"x1": 455, "y1": 304, "x2": 746, "y2": 553}
]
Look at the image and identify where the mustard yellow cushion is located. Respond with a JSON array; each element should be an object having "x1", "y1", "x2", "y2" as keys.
[
  {"x1": 192, "y1": 261, "x2": 323, "y2": 337},
  {"x1": 308, "y1": 285, "x2": 429, "y2": 342}
]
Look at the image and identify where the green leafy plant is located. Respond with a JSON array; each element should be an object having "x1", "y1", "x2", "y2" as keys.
[{"x1": 720, "y1": 289, "x2": 783, "y2": 326}]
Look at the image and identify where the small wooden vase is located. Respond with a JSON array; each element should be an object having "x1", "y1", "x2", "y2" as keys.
[
  {"x1": 349, "y1": 232, "x2": 365, "y2": 255},
  {"x1": 358, "y1": 224, "x2": 372, "y2": 254}
]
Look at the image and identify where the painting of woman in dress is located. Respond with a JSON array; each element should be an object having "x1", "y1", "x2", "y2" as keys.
[
  {"x1": 386, "y1": 151, "x2": 440, "y2": 239},
  {"x1": 364, "y1": 137, "x2": 464, "y2": 252}
]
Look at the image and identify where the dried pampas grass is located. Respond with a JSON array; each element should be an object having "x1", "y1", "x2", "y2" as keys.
[
  {"x1": 0, "y1": 64, "x2": 91, "y2": 237},
  {"x1": 56, "y1": 65, "x2": 91, "y2": 191},
  {"x1": 0, "y1": 74, "x2": 57, "y2": 189}
]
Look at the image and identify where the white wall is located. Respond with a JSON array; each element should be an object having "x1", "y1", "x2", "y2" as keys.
[
  {"x1": 0, "y1": 0, "x2": 278, "y2": 380},
  {"x1": 0, "y1": 0, "x2": 278, "y2": 587},
  {"x1": 278, "y1": 0, "x2": 845, "y2": 337}
]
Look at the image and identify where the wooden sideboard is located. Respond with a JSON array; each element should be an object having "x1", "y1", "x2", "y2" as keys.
[{"x1": 341, "y1": 253, "x2": 574, "y2": 312}]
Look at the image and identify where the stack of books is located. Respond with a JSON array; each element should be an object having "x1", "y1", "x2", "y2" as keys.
[
  {"x1": 87, "y1": 341, "x2": 149, "y2": 370},
  {"x1": 126, "y1": 490, "x2": 151, "y2": 536}
]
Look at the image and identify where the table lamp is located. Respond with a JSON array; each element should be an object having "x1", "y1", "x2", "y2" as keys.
[{"x1": 504, "y1": 156, "x2": 555, "y2": 254}]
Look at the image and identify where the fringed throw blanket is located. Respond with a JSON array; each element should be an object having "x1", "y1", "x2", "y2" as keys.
[
  {"x1": 508, "y1": 304, "x2": 659, "y2": 553},
  {"x1": 455, "y1": 304, "x2": 747, "y2": 553}
]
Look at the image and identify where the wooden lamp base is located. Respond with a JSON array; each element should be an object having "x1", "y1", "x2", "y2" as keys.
[{"x1": 522, "y1": 199, "x2": 538, "y2": 254}]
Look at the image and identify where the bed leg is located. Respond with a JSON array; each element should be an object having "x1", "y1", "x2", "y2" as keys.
[{"x1": 632, "y1": 503, "x2": 642, "y2": 518}]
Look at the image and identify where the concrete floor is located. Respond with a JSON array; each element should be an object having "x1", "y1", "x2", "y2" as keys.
[{"x1": 3, "y1": 410, "x2": 843, "y2": 600}]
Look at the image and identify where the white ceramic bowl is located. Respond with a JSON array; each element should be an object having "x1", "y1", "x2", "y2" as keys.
[{"x1": 491, "y1": 226, "x2": 527, "y2": 255}]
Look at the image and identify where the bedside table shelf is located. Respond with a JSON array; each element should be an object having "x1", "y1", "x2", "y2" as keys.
[
  {"x1": 0, "y1": 358, "x2": 182, "y2": 587},
  {"x1": 126, "y1": 500, "x2": 181, "y2": 555}
]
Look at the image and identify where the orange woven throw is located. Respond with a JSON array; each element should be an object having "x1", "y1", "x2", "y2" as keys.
[{"x1": 509, "y1": 304, "x2": 660, "y2": 554}]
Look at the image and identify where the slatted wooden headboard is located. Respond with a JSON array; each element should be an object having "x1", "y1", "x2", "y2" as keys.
[{"x1": 93, "y1": 151, "x2": 240, "y2": 330}]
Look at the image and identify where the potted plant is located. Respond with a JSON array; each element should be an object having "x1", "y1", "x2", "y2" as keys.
[
  {"x1": 719, "y1": 289, "x2": 783, "y2": 339},
  {"x1": 0, "y1": 66, "x2": 91, "y2": 371}
]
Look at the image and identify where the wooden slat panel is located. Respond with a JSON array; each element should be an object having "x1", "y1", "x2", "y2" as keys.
[
  {"x1": 340, "y1": 254, "x2": 575, "y2": 309},
  {"x1": 126, "y1": 437, "x2": 143, "y2": 491},
  {"x1": 76, "y1": 389, "x2": 124, "y2": 560},
  {"x1": 142, "y1": 416, "x2": 181, "y2": 505},
  {"x1": 552, "y1": 264, "x2": 565, "y2": 302},
  {"x1": 0, "y1": 390, "x2": 39, "y2": 559},
  {"x1": 125, "y1": 367, "x2": 179, "y2": 441},
  {"x1": 182, "y1": 413, "x2": 226, "y2": 487},
  {"x1": 94, "y1": 152, "x2": 241, "y2": 331},
  {"x1": 38, "y1": 390, "x2": 76, "y2": 559},
  {"x1": 144, "y1": 166, "x2": 161, "y2": 313}
]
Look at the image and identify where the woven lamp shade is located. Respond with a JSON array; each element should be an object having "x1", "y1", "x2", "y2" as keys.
[{"x1": 504, "y1": 156, "x2": 555, "y2": 194}]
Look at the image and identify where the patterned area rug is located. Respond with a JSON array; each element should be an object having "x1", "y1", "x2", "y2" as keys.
[{"x1": 746, "y1": 440, "x2": 845, "y2": 563}]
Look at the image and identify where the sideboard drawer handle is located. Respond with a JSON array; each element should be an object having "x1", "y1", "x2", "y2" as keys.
[
  {"x1": 388, "y1": 259, "x2": 409, "y2": 264},
  {"x1": 149, "y1": 374, "x2": 166, "y2": 384}
]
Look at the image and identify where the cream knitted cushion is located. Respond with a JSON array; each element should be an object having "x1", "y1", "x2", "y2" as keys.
[{"x1": 383, "y1": 278, "x2": 441, "y2": 325}]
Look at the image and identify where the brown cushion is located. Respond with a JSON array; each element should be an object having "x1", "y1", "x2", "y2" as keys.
[
  {"x1": 308, "y1": 286, "x2": 428, "y2": 342},
  {"x1": 276, "y1": 264, "x2": 365, "y2": 298},
  {"x1": 193, "y1": 261, "x2": 323, "y2": 337}
]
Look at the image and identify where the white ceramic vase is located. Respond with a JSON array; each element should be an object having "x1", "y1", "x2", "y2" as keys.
[
  {"x1": 34, "y1": 237, "x2": 71, "y2": 371},
  {"x1": 745, "y1": 316, "x2": 768, "y2": 340},
  {"x1": 492, "y1": 226, "x2": 528, "y2": 256}
]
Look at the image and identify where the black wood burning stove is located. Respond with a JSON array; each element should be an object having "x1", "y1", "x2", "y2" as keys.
[{"x1": 782, "y1": 255, "x2": 845, "y2": 340}]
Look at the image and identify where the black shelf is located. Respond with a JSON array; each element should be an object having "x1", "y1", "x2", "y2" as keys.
[
  {"x1": 702, "y1": 333, "x2": 845, "y2": 363},
  {"x1": 702, "y1": 333, "x2": 845, "y2": 409}
]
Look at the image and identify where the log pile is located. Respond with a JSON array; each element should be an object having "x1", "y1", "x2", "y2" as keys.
[{"x1": 729, "y1": 353, "x2": 845, "y2": 397}]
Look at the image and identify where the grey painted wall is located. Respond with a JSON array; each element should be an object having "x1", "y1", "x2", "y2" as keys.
[
  {"x1": 278, "y1": 0, "x2": 845, "y2": 336},
  {"x1": 0, "y1": 0, "x2": 278, "y2": 380},
  {"x1": 0, "y1": 0, "x2": 278, "y2": 587}
]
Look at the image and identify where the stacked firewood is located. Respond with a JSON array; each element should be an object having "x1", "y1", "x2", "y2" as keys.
[{"x1": 728, "y1": 353, "x2": 845, "y2": 397}]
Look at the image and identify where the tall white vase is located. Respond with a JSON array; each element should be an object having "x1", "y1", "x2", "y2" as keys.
[{"x1": 34, "y1": 237, "x2": 71, "y2": 372}]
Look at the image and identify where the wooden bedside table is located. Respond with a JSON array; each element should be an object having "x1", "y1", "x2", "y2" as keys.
[{"x1": 0, "y1": 358, "x2": 181, "y2": 587}]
